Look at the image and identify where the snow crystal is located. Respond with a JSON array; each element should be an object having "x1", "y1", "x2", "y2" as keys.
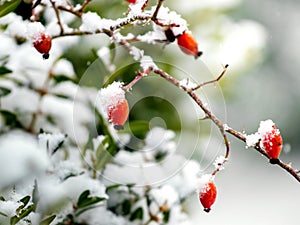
[
  {"x1": 179, "y1": 78, "x2": 198, "y2": 89},
  {"x1": 38, "y1": 132, "x2": 67, "y2": 154},
  {"x1": 0, "y1": 132, "x2": 50, "y2": 189},
  {"x1": 245, "y1": 132, "x2": 260, "y2": 148},
  {"x1": 213, "y1": 155, "x2": 227, "y2": 170},
  {"x1": 97, "y1": 81, "x2": 125, "y2": 115}
]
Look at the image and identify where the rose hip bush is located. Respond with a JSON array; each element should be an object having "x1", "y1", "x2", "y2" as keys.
[{"x1": 0, "y1": 0, "x2": 299, "y2": 225}]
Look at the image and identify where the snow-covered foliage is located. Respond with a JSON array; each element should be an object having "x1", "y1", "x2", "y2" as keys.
[{"x1": 0, "y1": 0, "x2": 268, "y2": 224}]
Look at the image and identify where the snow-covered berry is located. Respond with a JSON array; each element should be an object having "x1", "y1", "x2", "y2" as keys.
[
  {"x1": 177, "y1": 31, "x2": 202, "y2": 59},
  {"x1": 99, "y1": 82, "x2": 129, "y2": 130},
  {"x1": 258, "y1": 120, "x2": 283, "y2": 164},
  {"x1": 199, "y1": 181, "x2": 217, "y2": 213},
  {"x1": 108, "y1": 98, "x2": 129, "y2": 130},
  {"x1": 33, "y1": 33, "x2": 52, "y2": 59}
]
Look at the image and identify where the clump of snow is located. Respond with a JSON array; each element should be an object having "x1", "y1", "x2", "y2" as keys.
[
  {"x1": 213, "y1": 155, "x2": 227, "y2": 171},
  {"x1": 151, "y1": 6, "x2": 187, "y2": 36},
  {"x1": 38, "y1": 132, "x2": 67, "y2": 154},
  {"x1": 0, "y1": 200, "x2": 22, "y2": 217},
  {"x1": 140, "y1": 55, "x2": 157, "y2": 71},
  {"x1": 52, "y1": 58, "x2": 76, "y2": 77},
  {"x1": 196, "y1": 174, "x2": 214, "y2": 192},
  {"x1": 80, "y1": 12, "x2": 103, "y2": 32},
  {"x1": 245, "y1": 119, "x2": 280, "y2": 149},
  {"x1": 130, "y1": 46, "x2": 144, "y2": 61},
  {"x1": 0, "y1": 132, "x2": 50, "y2": 189},
  {"x1": 258, "y1": 119, "x2": 275, "y2": 136},
  {"x1": 245, "y1": 132, "x2": 260, "y2": 148},
  {"x1": 149, "y1": 185, "x2": 179, "y2": 207},
  {"x1": 80, "y1": 12, "x2": 116, "y2": 33},
  {"x1": 179, "y1": 78, "x2": 198, "y2": 89},
  {"x1": 27, "y1": 22, "x2": 45, "y2": 40},
  {"x1": 97, "y1": 81, "x2": 125, "y2": 116}
]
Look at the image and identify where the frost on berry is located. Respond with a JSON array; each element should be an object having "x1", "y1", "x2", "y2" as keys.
[
  {"x1": 197, "y1": 174, "x2": 217, "y2": 213},
  {"x1": 246, "y1": 119, "x2": 283, "y2": 164},
  {"x1": 258, "y1": 120, "x2": 283, "y2": 164},
  {"x1": 32, "y1": 33, "x2": 52, "y2": 59},
  {"x1": 99, "y1": 82, "x2": 129, "y2": 129}
]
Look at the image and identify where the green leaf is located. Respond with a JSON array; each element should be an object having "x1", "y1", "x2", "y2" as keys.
[
  {"x1": 10, "y1": 204, "x2": 35, "y2": 225},
  {"x1": 19, "y1": 196, "x2": 30, "y2": 209},
  {"x1": 0, "y1": 86, "x2": 11, "y2": 97},
  {"x1": 0, "y1": 110, "x2": 22, "y2": 128},
  {"x1": 0, "y1": 196, "x2": 5, "y2": 201},
  {"x1": 129, "y1": 207, "x2": 143, "y2": 221},
  {"x1": 0, "y1": 0, "x2": 21, "y2": 18},
  {"x1": 121, "y1": 199, "x2": 131, "y2": 215},
  {"x1": 52, "y1": 75, "x2": 78, "y2": 84},
  {"x1": 0, "y1": 66, "x2": 12, "y2": 75},
  {"x1": 39, "y1": 215, "x2": 56, "y2": 225},
  {"x1": 108, "y1": 42, "x2": 116, "y2": 63},
  {"x1": 32, "y1": 180, "x2": 39, "y2": 206},
  {"x1": 163, "y1": 210, "x2": 170, "y2": 223},
  {"x1": 77, "y1": 190, "x2": 106, "y2": 209}
]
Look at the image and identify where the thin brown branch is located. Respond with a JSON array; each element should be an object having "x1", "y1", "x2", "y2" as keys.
[
  {"x1": 191, "y1": 64, "x2": 229, "y2": 91},
  {"x1": 152, "y1": 0, "x2": 164, "y2": 21},
  {"x1": 226, "y1": 127, "x2": 300, "y2": 182},
  {"x1": 153, "y1": 67, "x2": 231, "y2": 177},
  {"x1": 49, "y1": 0, "x2": 64, "y2": 35}
]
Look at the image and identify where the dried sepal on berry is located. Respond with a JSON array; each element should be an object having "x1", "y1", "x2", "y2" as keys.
[
  {"x1": 99, "y1": 82, "x2": 129, "y2": 130},
  {"x1": 197, "y1": 175, "x2": 217, "y2": 213},
  {"x1": 258, "y1": 120, "x2": 283, "y2": 164},
  {"x1": 177, "y1": 31, "x2": 202, "y2": 59}
]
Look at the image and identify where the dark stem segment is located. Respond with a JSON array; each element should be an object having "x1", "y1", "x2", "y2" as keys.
[{"x1": 152, "y1": 0, "x2": 165, "y2": 21}]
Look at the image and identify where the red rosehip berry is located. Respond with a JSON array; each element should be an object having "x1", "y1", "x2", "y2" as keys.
[
  {"x1": 126, "y1": 0, "x2": 137, "y2": 3},
  {"x1": 199, "y1": 181, "x2": 217, "y2": 213},
  {"x1": 177, "y1": 31, "x2": 202, "y2": 59},
  {"x1": 33, "y1": 33, "x2": 52, "y2": 59},
  {"x1": 260, "y1": 125, "x2": 283, "y2": 164},
  {"x1": 108, "y1": 99, "x2": 129, "y2": 130}
]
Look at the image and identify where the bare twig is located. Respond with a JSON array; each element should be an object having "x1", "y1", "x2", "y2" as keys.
[
  {"x1": 191, "y1": 64, "x2": 229, "y2": 91},
  {"x1": 152, "y1": 0, "x2": 164, "y2": 21},
  {"x1": 49, "y1": 0, "x2": 64, "y2": 35}
]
